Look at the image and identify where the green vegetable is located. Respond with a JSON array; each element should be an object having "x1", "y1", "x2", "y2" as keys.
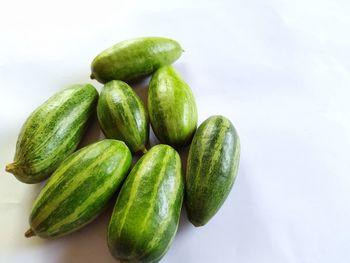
[
  {"x1": 185, "y1": 115, "x2": 240, "y2": 226},
  {"x1": 5, "y1": 84, "x2": 98, "y2": 184},
  {"x1": 97, "y1": 80, "x2": 149, "y2": 153},
  {"x1": 148, "y1": 66, "x2": 197, "y2": 147},
  {"x1": 25, "y1": 139, "x2": 132, "y2": 239},
  {"x1": 108, "y1": 144, "x2": 184, "y2": 263},
  {"x1": 90, "y1": 37, "x2": 183, "y2": 83}
]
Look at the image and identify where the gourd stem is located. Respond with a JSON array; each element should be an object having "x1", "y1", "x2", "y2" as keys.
[
  {"x1": 5, "y1": 163, "x2": 15, "y2": 173},
  {"x1": 141, "y1": 146, "x2": 148, "y2": 154},
  {"x1": 25, "y1": 228, "x2": 36, "y2": 238}
]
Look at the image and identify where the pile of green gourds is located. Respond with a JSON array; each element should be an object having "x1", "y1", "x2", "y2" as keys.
[{"x1": 6, "y1": 37, "x2": 240, "y2": 263}]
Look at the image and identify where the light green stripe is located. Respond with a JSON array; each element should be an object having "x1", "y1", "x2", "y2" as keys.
[
  {"x1": 121, "y1": 89, "x2": 142, "y2": 144},
  {"x1": 20, "y1": 88, "x2": 78, "y2": 152},
  {"x1": 140, "y1": 152, "x2": 180, "y2": 258},
  {"x1": 192, "y1": 118, "x2": 217, "y2": 194},
  {"x1": 31, "y1": 149, "x2": 113, "y2": 228},
  {"x1": 116, "y1": 88, "x2": 141, "y2": 143},
  {"x1": 45, "y1": 153, "x2": 128, "y2": 234},
  {"x1": 204, "y1": 120, "x2": 230, "y2": 185},
  {"x1": 18, "y1": 92, "x2": 67, "y2": 149},
  {"x1": 29, "y1": 96, "x2": 91, "y2": 159},
  {"x1": 116, "y1": 151, "x2": 156, "y2": 237},
  {"x1": 164, "y1": 80, "x2": 177, "y2": 139},
  {"x1": 105, "y1": 88, "x2": 137, "y2": 143},
  {"x1": 30, "y1": 119, "x2": 86, "y2": 174},
  {"x1": 31, "y1": 129, "x2": 101, "y2": 204},
  {"x1": 150, "y1": 84, "x2": 170, "y2": 139},
  {"x1": 130, "y1": 149, "x2": 171, "y2": 254},
  {"x1": 31, "y1": 149, "x2": 87, "y2": 210},
  {"x1": 231, "y1": 133, "x2": 241, "y2": 178},
  {"x1": 105, "y1": 88, "x2": 120, "y2": 131},
  {"x1": 141, "y1": 205, "x2": 173, "y2": 257}
]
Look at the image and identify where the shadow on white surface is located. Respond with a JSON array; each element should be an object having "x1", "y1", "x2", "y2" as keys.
[
  {"x1": 53, "y1": 190, "x2": 193, "y2": 263},
  {"x1": 55, "y1": 202, "x2": 118, "y2": 263},
  {"x1": 178, "y1": 145, "x2": 190, "y2": 175},
  {"x1": 77, "y1": 115, "x2": 104, "y2": 149},
  {"x1": 129, "y1": 76, "x2": 150, "y2": 105},
  {"x1": 177, "y1": 204, "x2": 192, "y2": 235}
]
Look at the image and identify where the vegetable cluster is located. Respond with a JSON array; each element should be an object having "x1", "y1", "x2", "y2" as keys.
[{"x1": 5, "y1": 37, "x2": 240, "y2": 263}]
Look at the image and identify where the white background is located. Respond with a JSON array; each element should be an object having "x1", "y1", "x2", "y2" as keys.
[{"x1": 1, "y1": 0, "x2": 350, "y2": 262}]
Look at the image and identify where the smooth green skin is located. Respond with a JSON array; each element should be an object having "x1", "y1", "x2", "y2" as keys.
[
  {"x1": 28, "y1": 140, "x2": 132, "y2": 239},
  {"x1": 148, "y1": 66, "x2": 197, "y2": 147},
  {"x1": 97, "y1": 80, "x2": 149, "y2": 153},
  {"x1": 108, "y1": 144, "x2": 184, "y2": 263},
  {"x1": 91, "y1": 37, "x2": 183, "y2": 83},
  {"x1": 6, "y1": 84, "x2": 98, "y2": 184},
  {"x1": 186, "y1": 115, "x2": 240, "y2": 227}
]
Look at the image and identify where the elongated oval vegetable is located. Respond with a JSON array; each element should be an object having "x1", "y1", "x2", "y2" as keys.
[
  {"x1": 148, "y1": 66, "x2": 197, "y2": 147},
  {"x1": 97, "y1": 80, "x2": 149, "y2": 153},
  {"x1": 5, "y1": 84, "x2": 98, "y2": 184},
  {"x1": 90, "y1": 37, "x2": 183, "y2": 83},
  {"x1": 25, "y1": 139, "x2": 132, "y2": 239},
  {"x1": 108, "y1": 144, "x2": 184, "y2": 263},
  {"x1": 185, "y1": 115, "x2": 240, "y2": 227}
]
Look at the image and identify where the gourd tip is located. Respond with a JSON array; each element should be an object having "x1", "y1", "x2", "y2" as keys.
[
  {"x1": 90, "y1": 73, "x2": 95, "y2": 79},
  {"x1": 25, "y1": 228, "x2": 35, "y2": 238}
]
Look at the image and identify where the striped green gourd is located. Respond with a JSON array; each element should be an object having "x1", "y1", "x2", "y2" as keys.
[
  {"x1": 186, "y1": 115, "x2": 240, "y2": 226},
  {"x1": 25, "y1": 139, "x2": 132, "y2": 239},
  {"x1": 90, "y1": 37, "x2": 183, "y2": 83},
  {"x1": 97, "y1": 80, "x2": 149, "y2": 154},
  {"x1": 108, "y1": 144, "x2": 184, "y2": 263},
  {"x1": 148, "y1": 66, "x2": 197, "y2": 147},
  {"x1": 5, "y1": 84, "x2": 98, "y2": 184}
]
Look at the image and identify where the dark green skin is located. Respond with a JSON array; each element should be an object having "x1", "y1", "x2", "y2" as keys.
[
  {"x1": 5, "y1": 84, "x2": 98, "y2": 184},
  {"x1": 108, "y1": 144, "x2": 184, "y2": 263},
  {"x1": 90, "y1": 37, "x2": 183, "y2": 83},
  {"x1": 27, "y1": 140, "x2": 132, "y2": 239},
  {"x1": 186, "y1": 115, "x2": 240, "y2": 226},
  {"x1": 148, "y1": 66, "x2": 197, "y2": 147},
  {"x1": 97, "y1": 80, "x2": 149, "y2": 153}
]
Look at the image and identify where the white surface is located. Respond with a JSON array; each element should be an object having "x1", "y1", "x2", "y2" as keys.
[{"x1": 1, "y1": 0, "x2": 350, "y2": 262}]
